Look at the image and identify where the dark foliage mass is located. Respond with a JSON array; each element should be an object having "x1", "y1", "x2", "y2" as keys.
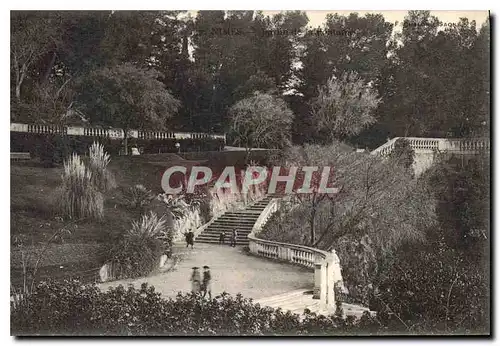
[
  {"x1": 259, "y1": 148, "x2": 489, "y2": 335},
  {"x1": 11, "y1": 11, "x2": 489, "y2": 148},
  {"x1": 11, "y1": 280, "x2": 381, "y2": 336},
  {"x1": 10, "y1": 10, "x2": 490, "y2": 336}
]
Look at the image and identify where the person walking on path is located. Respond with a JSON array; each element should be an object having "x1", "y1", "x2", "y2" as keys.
[
  {"x1": 190, "y1": 267, "x2": 201, "y2": 294},
  {"x1": 231, "y1": 229, "x2": 238, "y2": 247},
  {"x1": 185, "y1": 230, "x2": 195, "y2": 249},
  {"x1": 219, "y1": 231, "x2": 225, "y2": 245},
  {"x1": 202, "y1": 265, "x2": 212, "y2": 299}
]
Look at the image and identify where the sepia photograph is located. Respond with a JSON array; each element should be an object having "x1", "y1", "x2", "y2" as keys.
[{"x1": 9, "y1": 8, "x2": 491, "y2": 336}]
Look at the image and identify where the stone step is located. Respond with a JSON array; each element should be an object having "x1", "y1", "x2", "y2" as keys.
[
  {"x1": 215, "y1": 218, "x2": 258, "y2": 223},
  {"x1": 197, "y1": 230, "x2": 251, "y2": 236},
  {"x1": 213, "y1": 217, "x2": 258, "y2": 226},
  {"x1": 215, "y1": 218, "x2": 259, "y2": 223},
  {"x1": 197, "y1": 231, "x2": 252, "y2": 237},
  {"x1": 195, "y1": 239, "x2": 249, "y2": 245},
  {"x1": 203, "y1": 229, "x2": 252, "y2": 235},
  {"x1": 254, "y1": 289, "x2": 311, "y2": 307},
  {"x1": 256, "y1": 292, "x2": 373, "y2": 319},
  {"x1": 195, "y1": 236, "x2": 248, "y2": 243},
  {"x1": 224, "y1": 211, "x2": 263, "y2": 215},
  {"x1": 208, "y1": 221, "x2": 256, "y2": 227},
  {"x1": 218, "y1": 215, "x2": 260, "y2": 219},
  {"x1": 257, "y1": 293, "x2": 322, "y2": 316},
  {"x1": 209, "y1": 224, "x2": 255, "y2": 229},
  {"x1": 202, "y1": 229, "x2": 252, "y2": 235},
  {"x1": 206, "y1": 224, "x2": 254, "y2": 229}
]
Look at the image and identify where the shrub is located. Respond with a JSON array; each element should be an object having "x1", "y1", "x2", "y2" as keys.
[
  {"x1": 122, "y1": 184, "x2": 155, "y2": 210},
  {"x1": 159, "y1": 194, "x2": 190, "y2": 220},
  {"x1": 11, "y1": 279, "x2": 100, "y2": 335},
  {"x1": 88, "y1": 141, "x2": 116, "y2": 191},
  {"x1": 105, "y1": 212, "x2": 171, "y2": 278},
  {"x1": 372, "y1": 241, "x2": 489, "y2": 334},
  {"x1": 11, "y1": 280, "x2": 381, "y2": 336},
  {"x1": 57, "y1": 153, "x2": 104, "y2": 219},
  {"x1": 389, "y1": 138, "x2": 415, "y2": 173}
]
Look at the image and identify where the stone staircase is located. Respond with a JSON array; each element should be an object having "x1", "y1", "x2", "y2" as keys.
[
  {"x1": 254, "y1": 289, "x2": 373, "y2": 319},
  {"x1": 195, "y1": 195, "x2": 274, "y2": 246}
]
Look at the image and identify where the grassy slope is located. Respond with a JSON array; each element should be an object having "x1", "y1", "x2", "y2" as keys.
[{"x1": 10, "y1": 154, "x2": 203, "y2": 288}]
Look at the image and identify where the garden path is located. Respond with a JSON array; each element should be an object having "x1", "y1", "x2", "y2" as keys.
[{"x1": 99, "y1": 242, "x2": 313, "y2": 300}]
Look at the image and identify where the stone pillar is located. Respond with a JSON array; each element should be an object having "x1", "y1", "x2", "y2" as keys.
[
  {"x1": 313, "y1": 263, "x2": 322, "y2": 299},
  {"x1": 320, "y1": 263, "x2": 327, "y2": 306},
  {"x1": 325, "y1": 255, "x2": 336, "y2": 313}
]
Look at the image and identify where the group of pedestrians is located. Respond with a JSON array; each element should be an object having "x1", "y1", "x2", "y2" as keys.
[
  {"x1": 219, "y1": 228, "x2": 238, "y2": 247},
  {"x1": 184, "y1": 228, "x2": 238, "y2": 248},
  {"x1": 185, "y1": 228, "x2": 240, "y2": 299},
  {"x1": 190, "y1": 266, "x2": 212, "y2": 299}
]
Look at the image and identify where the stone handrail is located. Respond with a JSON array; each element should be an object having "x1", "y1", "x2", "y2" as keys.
[
  {"x1": 248, "y1": 232, "x2": 329, "y2": 269},
  {"x1": 10, "y1": 122, "x2": 226, "y2": 143},
  {"x1": 248, "y1": 197, "x2": 340, "y2": 312},
  {"x1": 252, "y1": 198, "x2": 281, "y2": 234},
  {"x1": 371, "y1": 137, "x2": 490, "y2": 157}
]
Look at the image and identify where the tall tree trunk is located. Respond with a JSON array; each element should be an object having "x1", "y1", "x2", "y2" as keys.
[
  {"x1": 15, "y1": 82, "x2": 21, "y2": 102},
  {"x1": 310, "y1": 204, "x2": 316, "y2": 245},
  {"x1": 123, "y1": 129, "x2": 129, "y2": 155},
  {"x1": 245, "y1": 147, "x2": 252, "y2": 165},
  {"x1": 40, "y1": 51, "x2": 57, "y2": 84}
]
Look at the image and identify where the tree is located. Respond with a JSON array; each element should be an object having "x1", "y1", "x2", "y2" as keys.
[
  {"x1": 261, "y1": 142, "x2": 436, "y2": 301},
  {"x1": 190, "y1": 10, "x2": 308, "y2": 133},
  {"x1": 310, "y1": 72, "x2": 380, "y2": 143},
  {"x1": 424, "y1": 153, "x2": 490, "y2": 255},
  {"x1": 298, "y1": 13, "x2": 393, "y2": 101},
  {"x1": 389, "y1": 138, "x2": 416, "y2": 173},
  {"x1": 233, "y1": 70, "x2": 279, "y2": 101},
  {"x1": 11, "y1": 12, "x2": 63, "y2": 104},
  {"x1": 76, "y1": 63, "x2": 180, "y2": 154},
  {"x1": 375, "y1": 11, "x2": 489, "y2": 139},
  {"x1": 229, "y1": 92, "x2": 294, "y2": 162}
]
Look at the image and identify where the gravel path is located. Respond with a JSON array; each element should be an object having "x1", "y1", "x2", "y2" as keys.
[{"x1": 99, "y1": 242, "x2": 313, "y2": 300}]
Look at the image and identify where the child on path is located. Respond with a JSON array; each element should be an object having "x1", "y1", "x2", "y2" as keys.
[{"x1": 219, "y1": 231, "x2": 225, "y2": 244}]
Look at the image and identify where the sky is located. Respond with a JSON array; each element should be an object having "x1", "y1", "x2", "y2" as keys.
[
  {"x1": 187, "y1": 10, "x2": 489, "y2": 30},
  {"x1": 265, "y1": 10, "x2": 489, "y2": 28}
]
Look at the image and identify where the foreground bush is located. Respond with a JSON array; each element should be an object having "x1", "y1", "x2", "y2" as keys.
[
  {"x1": 11, "y1": 280, "x2": 379, "y2": 336},
  {"x1": 372, "y1": 240, "x2": 489, "y2": 334},
  {"x1": 57, "y1": 153, "x2": 104, "y2": 219}
]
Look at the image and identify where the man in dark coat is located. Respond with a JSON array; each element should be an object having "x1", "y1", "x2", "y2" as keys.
[
  {"x1": 185, "y1": 230, "x2": 194, "y2": 249},
  {"x1": 190, "y1": 267, "x2": 201, "y2": 293},
  {"x1": 202, "y1": 265, "x2": 212, "y2": 299}
]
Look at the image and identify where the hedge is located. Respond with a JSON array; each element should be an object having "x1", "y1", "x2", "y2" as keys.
[{"x1": 11, "y1": 280, "x2": 379, "y2": 336}]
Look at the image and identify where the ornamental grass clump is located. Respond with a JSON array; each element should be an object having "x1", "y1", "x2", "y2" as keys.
[
  {"x1": 58, "y1": 153, "x2": 104, "y2": 219},
  {"x1": 88, "y1": 141, "x2": 116, "y2": 191},
  {"x1": 123, "y1": 184, "x2": 155, "y2": 210},
  {"x1": 107, "y1": 212, "x2": 172, "y2": 279}
]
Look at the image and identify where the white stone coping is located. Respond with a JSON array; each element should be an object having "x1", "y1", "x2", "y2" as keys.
[
  {"x1": 10, "y1": 122, "x2": 226, "y2": 142},
  {"x1": 371, "y1": 137, "x2": 490, "y2": 157}
]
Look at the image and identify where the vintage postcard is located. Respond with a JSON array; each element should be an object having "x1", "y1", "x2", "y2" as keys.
[{"x1": 10, "y1": 9, "x2": 490, "y2": 336}]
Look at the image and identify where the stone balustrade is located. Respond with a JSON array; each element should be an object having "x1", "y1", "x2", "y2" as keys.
[
  {"x1": 10, "y1": 122, "x2": 226, "y2": 143},
  {"x1": 248, "y1": 198, "x2": 341, "y2": 313},
  {"x1": 372, "y1": 137, "x2": 490, "y2": 157}
]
